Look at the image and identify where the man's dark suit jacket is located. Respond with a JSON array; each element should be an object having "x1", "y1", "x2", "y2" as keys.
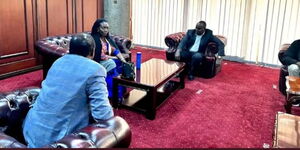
[
  {"x1": 282, "y1": 39, "x2": 300, "y2": 66},
  {"x1": 178, "y1": 29, "x2": 224, "y2": 56}
]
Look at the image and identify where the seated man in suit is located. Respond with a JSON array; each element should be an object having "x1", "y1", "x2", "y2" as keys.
[
  {"x1": 281, "y1": 39, "x2": 300, "y2": 77},
  {"x1": 175, "y1": 21, "x2": 224, "y2": 80},
  {"x1": 23, "y1": 33, "x2": 114, "y2": 148}
]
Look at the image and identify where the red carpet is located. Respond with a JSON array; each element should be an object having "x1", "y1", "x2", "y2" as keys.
[
  {"x1": 0, "y1": 46, "x2": 286, "y2": 148},
  {"x1": 0, "y1": 70, "x2": 43, "y2": 92}
]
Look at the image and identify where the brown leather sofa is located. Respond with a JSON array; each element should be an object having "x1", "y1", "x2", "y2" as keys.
[
  {"x1": 35, "y1": 33, "x2": 132, "y2": 79},
  {"x1": 278, "y1": 43, "x2": 291, "y2": 95},
  {"x1": 165, "y1": 32, "x2": 227, "y2": 78},
  {"x1": 0, "y1": 87, "x2": 131, "y2": 148}
]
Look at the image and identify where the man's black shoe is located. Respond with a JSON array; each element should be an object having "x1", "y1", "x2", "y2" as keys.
[{"x1": 188, "y1": 75, "x2": 195, "y2": 81}]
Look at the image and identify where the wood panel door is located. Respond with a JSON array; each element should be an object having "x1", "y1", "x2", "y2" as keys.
[
  {"x1": 0, "y1": 0, "x2": 40, "y2": 79},
  {"x1": 36, "y1": 0, "x2": 73, "y2": 39},
  {"x1": 37, "y1": 0, "x2": 103, "y2": 37},
  {"x1": 0, "y1": 0, "x2": 104, "y2": 79},
  {"x1": 75, "y1": 0, "x2": 103, "y2": 32}
]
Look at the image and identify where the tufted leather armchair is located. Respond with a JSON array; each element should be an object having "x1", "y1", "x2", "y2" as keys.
[
  {"x1": 165, "y1": 32, "x2": 227, "y2": 78},
  {"x1": 0, "y1": 87, "x2": 131, "y2": 148},
  {"x1": 35, "y1": 32, "x2": 132, "y2": 79},
  {"x1": 278, "y1": 43, "x2": 291, "y2": 95}
]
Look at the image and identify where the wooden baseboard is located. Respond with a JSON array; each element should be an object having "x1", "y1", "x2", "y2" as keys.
[{"x1": 0, "y1": 65, "x2": 42, "y2": 80}]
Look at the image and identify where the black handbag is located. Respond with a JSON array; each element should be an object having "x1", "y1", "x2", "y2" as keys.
[{"x1": 121, "y1": 62, "x2": 135, "y2": 80}]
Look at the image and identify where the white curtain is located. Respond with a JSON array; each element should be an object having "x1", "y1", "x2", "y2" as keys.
[
  {"x1": 132, "y1": 0, "x2": 185, "y2": 48},
  {"x1": 131, "y1": 0, "x2": 300, "y2": 66}
]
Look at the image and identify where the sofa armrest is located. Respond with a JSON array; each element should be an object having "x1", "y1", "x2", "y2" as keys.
[
  {"x1": 35, "y1": 40, "x2": 68, "y2": 58},
  {"x1": 47, "y1": 116, "x2": 131, "y2": 148},
  {"x1": 205, "y1": 42, "x2": 218, "y2": 56},
  {"x1": 0, "y1": 87, "x2": 41, "y2": 129},
  {"x1": 110, "y1": 35, "x2": 132, "y2": 54},
  {"x1": 0, "y1": 132, "x2": 26, "y2": 148},
  {"x1": 35, "y1": 34, "x2": 72, "y2": 58},
  {"x1": 0, "y1": 87, "x2": 41, "y2": 146},
  {"x1": 215, "y1": 35, "x2": 227, "y2": 46},
  {"x1": 164, "y1": 32, "x2": 186, "y2": 48},
  {"x1": 278, "y1": 43, "x2": 291, "y2": 64}
]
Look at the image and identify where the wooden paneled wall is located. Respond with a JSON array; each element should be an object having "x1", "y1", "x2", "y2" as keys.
[{"x1": 0, "y1": 0, "x2": 103, "y2": 79}]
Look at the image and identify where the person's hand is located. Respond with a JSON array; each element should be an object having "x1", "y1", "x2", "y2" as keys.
[
  {"x1": 175, "y1": 49, "x2": 181, "y2": 60},
  {"x1": 119, "y1": 55, "x2": 127, "y2": 63},
  {"x1": 107, "y1": 55, "x2": 117, "y2": 59},
  {"x1": 122, "y1": 53, "x2": 130, "y2": 59},
  {"x1": 111, "y1": 46, "x2": 116, "y2": 51}
]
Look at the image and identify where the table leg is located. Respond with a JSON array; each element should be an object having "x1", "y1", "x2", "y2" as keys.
[
  {"x1": 285, "y1": 95, "x2": 300, "y2": 114},
  {"x1": 145, "y1": 88, "x2": 157, "y2": 120},
  {"x1": 179, "y1": 71, "x2": 185, "y2": 89},
  {"x1": 112, "y1": 78, "x2": 119, "y2": 108},
  {"x1": 285, "y1": 97, "x2": 292, "y2": 114}
]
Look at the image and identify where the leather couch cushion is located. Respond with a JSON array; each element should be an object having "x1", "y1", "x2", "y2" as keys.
[{"x1": 0, "y1": 132, "x2": 26, "y2": 148}]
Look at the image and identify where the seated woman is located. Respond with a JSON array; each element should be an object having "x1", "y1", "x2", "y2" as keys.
[{"x1": 91, "y1": 18, "x2": 127, "y2": 99}]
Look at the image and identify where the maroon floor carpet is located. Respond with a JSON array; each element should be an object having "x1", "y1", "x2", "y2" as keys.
[{"x1": 0, "y1": 46, "x2": 286, "y2": 148}]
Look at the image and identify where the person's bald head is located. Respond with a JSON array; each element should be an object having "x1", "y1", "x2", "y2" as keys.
[
  {"x1": 69, "y1": 33, "x2": 95, "y2": 58},
  {"x1": 195, "y1": 21, "x2": 206, "y2": 35}
]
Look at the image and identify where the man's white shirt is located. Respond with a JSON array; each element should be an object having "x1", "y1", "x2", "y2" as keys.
[{"x1": 190, "y1": 34, "x2": 203, "y2": 52}]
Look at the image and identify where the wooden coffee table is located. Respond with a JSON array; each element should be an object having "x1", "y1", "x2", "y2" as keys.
[
  {"x1": 285, "y1": 76, "x2": 300, "y2": 113},
  {"x1": 273, "y1": 112, "x2": 300, "y2": 148},
  {"x1": 112, "y1": 58, "x2": 185, "y2": 120}
]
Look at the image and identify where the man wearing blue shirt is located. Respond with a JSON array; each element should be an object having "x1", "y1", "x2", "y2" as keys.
[{"x1": 23, "y1": 33, "x2": 114, "y2": 148}]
